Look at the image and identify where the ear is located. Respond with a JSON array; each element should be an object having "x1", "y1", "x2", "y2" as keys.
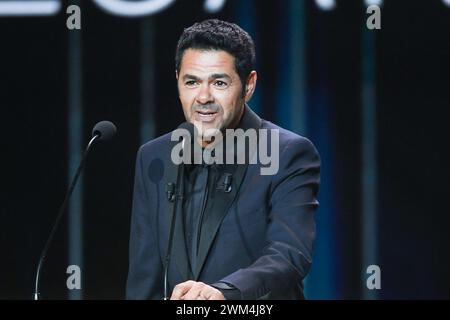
[
  {"x1": 175, "y1": 70, "x2": 179, "y2": 80},
  {"x1": 244, "y1": 71, "x2": 257, "y2": 102}
]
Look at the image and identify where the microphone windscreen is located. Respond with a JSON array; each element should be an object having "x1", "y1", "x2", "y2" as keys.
[
  {"x1": 92, "y1": 120, "x2": 117, "y2": 141},
  {"x1": 177, "y1": 122, "x2": 196, "y2": 139}
]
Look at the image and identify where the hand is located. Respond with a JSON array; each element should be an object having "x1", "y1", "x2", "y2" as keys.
[{"x1": 170, "y1": 280, "x2": 225, "y2": 300}]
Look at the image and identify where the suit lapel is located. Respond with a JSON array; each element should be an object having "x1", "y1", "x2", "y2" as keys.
[
  {"x1": 194, "y1": 163, "x2": 248, "y2": 279},
  {"x1": 194, "y1": 105, "x2": 262, "y2": 279}
]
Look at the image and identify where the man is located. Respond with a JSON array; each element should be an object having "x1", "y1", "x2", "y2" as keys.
[{"x1": 126, "y1": 19, "x2": 320, "y2": 300}]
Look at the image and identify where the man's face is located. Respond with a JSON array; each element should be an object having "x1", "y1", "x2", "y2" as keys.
[{"x1": 177, "y1": 49, "x2": 251, "y2": 140}]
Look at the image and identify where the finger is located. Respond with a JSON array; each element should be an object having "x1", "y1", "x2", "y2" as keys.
[
  {"x1": 170, "y1": 280, "x2": 196, "y2": 300},
  {"x1": 202, "y1": 287, "x2": 225, "y2": 300},
  {"x1": 208, "y1": 291, "x2": 226, "y2": 300},
  {"x1": 181, "y1": 282, "x2": 206, "y2": 300}
]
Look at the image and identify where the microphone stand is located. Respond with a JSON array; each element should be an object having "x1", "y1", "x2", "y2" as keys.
[
  {"x1": 163, "y1": 160, "x2": 185, "y2": 300},
  {"x1": 33, "y1": 135, "x2": 99, "y2": 300}
]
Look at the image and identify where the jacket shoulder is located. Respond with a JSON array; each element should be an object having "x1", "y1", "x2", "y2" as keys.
[
  {"x1": 137, "y1": 132, "x2": 172, "y2": 156},
  {"x1": 261, "y1": 120, "x2": 318, "y2": 154}
]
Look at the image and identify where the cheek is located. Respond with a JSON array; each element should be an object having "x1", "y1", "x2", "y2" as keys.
[
  {"x1": 219, "y1": 93, "x2": 240, "y2": 116},
  {"x1": 179, "y1": 89, "x2": 196, "y2": 109}
]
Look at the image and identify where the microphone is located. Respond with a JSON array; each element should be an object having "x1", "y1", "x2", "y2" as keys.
[
  {"x1": 92, "y1": 120, "x2": 117, "y2": 141},
  {"x1": 163, "y1": 122, "x2": 194, "y2": 300},
  {"x1": 33, "y1": 120, "x2": 117, "y2": 300},
  {"x1": 177, "y1": 121, "x2": 195, "y2": 139},
  {"x1": 166, "y1": 183, "x2": 175, "y2": 202},
  {"x1": 218, "y1": 173, "x2": 232, "y2": 193},
  {"x1": 178, "y1": 121, "x2": 197, "y2": 163}
]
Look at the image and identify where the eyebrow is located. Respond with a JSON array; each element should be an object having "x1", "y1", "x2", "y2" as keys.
[
  {"x1": 182, "y1": 73, "x2": 232, "y2": 81},
  {"x1": 209, "y1": 73, "x2": 232, "y2": 81}
]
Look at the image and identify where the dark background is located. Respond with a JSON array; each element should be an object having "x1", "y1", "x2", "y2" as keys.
[{"x1": 1, "y1": 0, "x2": 449, "y2": 299}]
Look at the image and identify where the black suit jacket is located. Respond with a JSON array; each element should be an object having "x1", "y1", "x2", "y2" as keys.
[{"x1": 126, "y1": 107, "x2": 320, "y2": 299}]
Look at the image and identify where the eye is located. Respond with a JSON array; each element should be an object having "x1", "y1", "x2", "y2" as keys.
[
  {"x1": 214, "y1": 80, "x2": 228, "y2": 88},
  {"x1": 185, "y1": 80, "x2": 198, "y2": 87}
]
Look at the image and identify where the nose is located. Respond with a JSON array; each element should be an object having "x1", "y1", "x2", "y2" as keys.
[{"x1": 195, "y1": 83, "x2": 214, "y2": 105}]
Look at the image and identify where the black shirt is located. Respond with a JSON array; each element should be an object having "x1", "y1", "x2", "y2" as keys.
[
  {"x1": 182, "y1": 154, "x2": 241, "y2": 299},
  {"x1": 182, "y1": 162, "x2": 211, "y2": 273}
]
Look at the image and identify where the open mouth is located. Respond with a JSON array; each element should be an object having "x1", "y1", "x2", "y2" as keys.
[{"x1": 194, "y1": 110, "x2": 218, "y2": 122}]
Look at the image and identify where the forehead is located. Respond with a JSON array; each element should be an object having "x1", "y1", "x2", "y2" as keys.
[{"x1": 179, "y1": 49, "x2": 237, "y2": 76}]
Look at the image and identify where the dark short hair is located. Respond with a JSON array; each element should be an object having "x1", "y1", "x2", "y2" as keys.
[{"x1": 175, "y1": 19, "x2": 256, "y2": 90}]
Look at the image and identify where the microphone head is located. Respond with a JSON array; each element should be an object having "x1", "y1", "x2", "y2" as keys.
[
  {"x1": 92, "y1": 120, "x2": 117, "y2": 141},
  {"x1": 177, "y1": 122, "x2": 196, "y2": 138}
]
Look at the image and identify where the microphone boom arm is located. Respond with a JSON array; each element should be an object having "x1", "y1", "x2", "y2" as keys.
[{"x1": 33, "y1": 134, "x2": 99, "y2": 300}]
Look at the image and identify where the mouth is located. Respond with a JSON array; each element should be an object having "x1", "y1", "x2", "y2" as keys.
[{"x1": 194, "y1": 110, "x2": 218, "y2": 123}]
